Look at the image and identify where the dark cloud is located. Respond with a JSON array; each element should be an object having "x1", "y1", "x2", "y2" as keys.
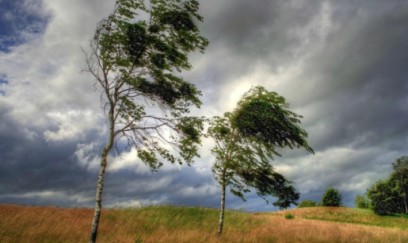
[
  {"x1": 0, "y1": 0, "x2": 50, "y2": 52},
  {"x1": 294, "y1": 1, "x2": 408, "y2": 151}
]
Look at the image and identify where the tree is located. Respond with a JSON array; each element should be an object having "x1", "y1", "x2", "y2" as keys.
[
  {"x1": 84, "y1": 0, "x2": 208, "y2": 242},
  {"x1": 365, "y1": 156, "x2": 408, "y2": 215},
  {"x1": 322, "y1": 188, "x2": 342, "y2": 207},
  {"x1": 354, "y1": 194, "x2": 370, "y2": 209},
  {"x1": 391, "y1": 156, "x2": 408, "y2": 213},
  {"x1": 206, "y1": 86, "x2": 313, "y2": 235},
  {"x1": 367, "y1": 179, "x2": 404, "y2": 215}
]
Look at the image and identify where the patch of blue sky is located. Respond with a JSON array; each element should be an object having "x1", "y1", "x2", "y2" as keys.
[
  {"x1": 0, "y1": 78, "x2": 6, "y2": 96},
  {"x1": 0, "y1": 0, "x2": 50, "y2": 52},
  {"x1": 0, "y1": 74, "x2": 8, "y2": 95}
]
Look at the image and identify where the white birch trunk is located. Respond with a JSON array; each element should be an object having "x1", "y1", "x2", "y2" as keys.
[
  {"x1": 217, "y1": 181, "x2": 226, "y2": 235},
  {"x1": 89, "y1": 108, "x2": 115, "y2": 243}
]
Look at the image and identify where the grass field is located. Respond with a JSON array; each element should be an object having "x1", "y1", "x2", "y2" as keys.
[{"x1": 0, "y1": 204, "x2": 407, "y2": 242}]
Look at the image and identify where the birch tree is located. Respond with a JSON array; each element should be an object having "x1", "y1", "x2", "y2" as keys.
[
  {"x1": 207, "y1": 86, "x2": 313, "y2": 235},
  {"x1": 84, "y1": 0, "x2": 208, "y2": 242}
]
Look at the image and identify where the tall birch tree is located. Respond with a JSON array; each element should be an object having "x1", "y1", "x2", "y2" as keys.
[
  {"x1": 84, "y1": 0, "x2": 208, "y2": 242},
  {"x1": 207, "y1": 86, "x2": 313, "y2": 235}
]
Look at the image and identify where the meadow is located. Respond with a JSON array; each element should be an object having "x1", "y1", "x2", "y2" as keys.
[{"x1": 1, "y1": 204, "x2": 407, "y2": 242}]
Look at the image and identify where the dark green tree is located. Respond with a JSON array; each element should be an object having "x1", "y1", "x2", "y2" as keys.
[
  {"x1": 207, "y1": 86, "x2": 313, "y2": 235},
  {"x1": 322, "y1": 188, "x2": 342, "y2": 207},
  {"x1": 84, "y1": 0, "x2": 208, "y2": 242},
  {"x1": 354, "y1": 194, "x2": 370, "y2": 209},
  {"x1": 367, "y1": 179, "x2": 404, "y2": 215},
  {"x1": 391, "y1": 156, "x2": 408, "y2": 213},
  {"x1": 365, "y1": 156, "x2": 408, "y2": 215}
]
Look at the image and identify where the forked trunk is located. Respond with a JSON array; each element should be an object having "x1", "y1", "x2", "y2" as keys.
[{"x1": 217, "y1": 181, "x2": 226, "y2": 235}]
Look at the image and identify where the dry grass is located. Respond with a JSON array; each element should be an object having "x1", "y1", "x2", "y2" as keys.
[{"x1": 0, "y1": 204, "x2": 407, "y2": 243}]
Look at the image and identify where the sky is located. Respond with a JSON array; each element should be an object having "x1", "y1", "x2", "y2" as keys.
[{"x1": 0, "y1": 0, "x2": 408, "y2": 211}]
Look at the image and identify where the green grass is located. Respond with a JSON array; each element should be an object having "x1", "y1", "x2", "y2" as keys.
[
  {"x1": 276, "y1": 207, "x2": 408, "y2": 230},
  {"x1": 116, "y1": 205, "x2": 264, "y2": 230}
]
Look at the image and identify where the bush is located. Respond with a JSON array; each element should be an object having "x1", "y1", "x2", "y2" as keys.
[
  {"x1": 354, "y1": 194, "x2": 370, "y2": 209},
  {"x1": 322, "y1": 188, "x2": 342, "y2": 207},
  {"x1": 285, "y1": 213, "x2": 294, "y2": 219},
  {"x1": 298, "y1": 200, "x2": 318, "y2": 208}
]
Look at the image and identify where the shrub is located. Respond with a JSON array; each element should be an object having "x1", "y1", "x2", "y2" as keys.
[
  {"x1": 322, "y1": 188, "x2": 342, "y2": 207},
  {"x1": 354, "y1": 194, "x2": 370, "y2": 209},
  {"x1": 298, "y1": 200, "x2": 318, "y2": 208},
  {"x1": 285, "y1": 213, "x2": 295, "y2": 219}
]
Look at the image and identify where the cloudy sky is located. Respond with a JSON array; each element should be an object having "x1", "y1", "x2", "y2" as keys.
[{"x1": 1, "y1": 0, "x2": 408, "y2": 211}]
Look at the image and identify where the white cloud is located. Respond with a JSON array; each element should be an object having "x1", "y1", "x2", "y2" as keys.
[
  {"x1": 44, "y1": 110, "x2": 103, "y2": 142},
  {"x1": 0, "y1": 0, "x2": 113, "y2": 135},
  {"x1": 74, "y1": 142, "x2": 100, "y2": 170},
  {"x1": 177, "y1": 183, "x2": 218, "y2": 198},
  {"x1": 109, "y1": 148, "x2": 154, "y2": 174},
  {"x1": 0, "y1": 190, "x2": 93, "y2": 205},
  {"x1": 107, "y1": 198, "x2": 163, "y2": 208}
]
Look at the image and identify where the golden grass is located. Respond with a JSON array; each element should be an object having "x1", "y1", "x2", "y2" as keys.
[{"x1": 0, "y1": 204, "x2": 407, "y2": 243}]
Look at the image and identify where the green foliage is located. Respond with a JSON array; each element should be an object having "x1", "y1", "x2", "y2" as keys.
[
  {"x1": 366, "y1": 156, "x2": 408, "y2": 215},
  {"x1": 392, "y1": 156, "x2": 408, "y2": 213},
  {"x1": 322, "y1": 188, "x2": 342, "y2": 207},
  {"x1": 88, "y1": 0, "x2": 208, "y2": 168},
  {"x1": 207, "y1": 86, "x2": 313, "y2": 209},
  {"x1": 285, "y1": 213, "x2": 295, "y2": 219},
  {"x1": 354, "y1": 194, "x2": 370, "y2": 209},
  {"x1": 298, "y1": 200, "x2": 318, "y2": 208},
  {"x1": 367, "y1": 180, "x2": 404, "y2": 215},
  {"x1": 231, "y1": 86, "x2": 314, "y2": 153},
  {"x1": 134, "y1": 235, "x2": 143, "y2": 243}
]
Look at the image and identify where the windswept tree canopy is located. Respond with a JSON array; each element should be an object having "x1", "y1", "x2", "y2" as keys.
[
  {"x1": 87, "y1": 0, "x2": 209, "y2": 168},
  {"x1": 232, "y1": 86, "x2": 313, "y2": 153},
  {"x1": 207, "y1": 86, "x2": 313, "y2": 210}
]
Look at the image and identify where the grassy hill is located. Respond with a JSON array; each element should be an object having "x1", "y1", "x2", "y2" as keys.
[{"x1": 0, "y1": 204, "x2": 407, "y2": 242}]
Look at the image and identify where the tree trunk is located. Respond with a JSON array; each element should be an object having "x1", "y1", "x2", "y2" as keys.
[
  {"x1": 89, "y1": 144, "x2": 112, "y2": 243},
  {"x1": 89, "y1": 107, "x2": 115, "y2": 243},
  {"x1": 217, "y1": 181, "x2": 226, "y2": 236},
  {"x1": 404, "y1": 191, "x2": 408, "y2": 214}
]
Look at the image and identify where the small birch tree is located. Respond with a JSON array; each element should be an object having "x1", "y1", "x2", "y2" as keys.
[
  {"x1": 84, "y1": 0, "x2": 208, "y2": 242},
  {"x1": 207, "y1": 86, "x2": 313, "y2": 235}
]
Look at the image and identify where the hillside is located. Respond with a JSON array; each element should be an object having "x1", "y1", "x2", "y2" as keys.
[{"x1": 0, "y1": 204, "x2": 407, "y2": 242}]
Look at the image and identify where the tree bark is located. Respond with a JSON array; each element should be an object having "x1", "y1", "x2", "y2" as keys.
[
  {"x1": 89, "y1": 146, "x2": 111, "y2": 243},
  {"x1": 89, "y1": 108, "x2": 115, "y2": 243},
  {"x1": 217, "y1": 180, "x2": 226, "y2": 236}
]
